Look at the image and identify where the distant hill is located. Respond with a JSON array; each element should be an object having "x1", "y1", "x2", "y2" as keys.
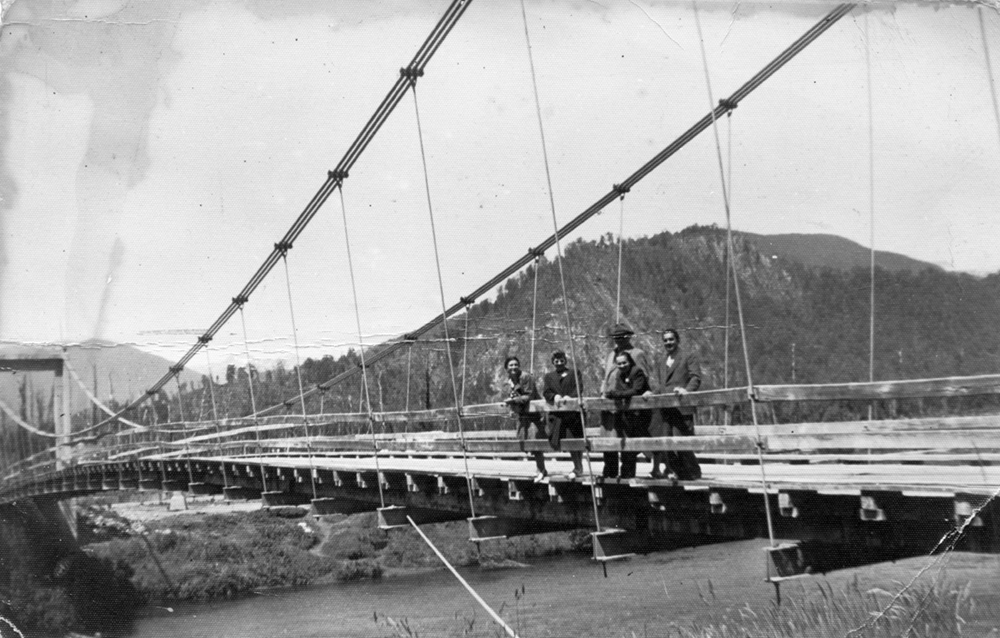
[
  {"x1": 741, "y1": 233, "x2": 942, "y2": 274},
  {"x1": 0, "y1": 340, "x2": 203, "y2": 420}
]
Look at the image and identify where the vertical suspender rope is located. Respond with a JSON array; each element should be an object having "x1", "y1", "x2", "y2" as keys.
[
  {"x1": 615, "y1": 195, "x2": 626, "y2": 324},
  {"x1": 278, "y1": 250, "x2": 320, "y2": 501},
  {"x1": 723, "y1": 114, "x2": 733, "y2": 425},
  {"x1": 460, "y1": 304, "x2": 474, "y2": 407},
  {"x1": 529, "y1": 256, "x2": 541, "y2": 375},
  {"x1": 202, "y1": 345, "x2": 229, "y2": 489},
  {"x1": 981, "y1": 7, "x2": 1000, "y2": 152},
  {"x1": 175, "y1": 376, "x2": 195, "y2": 486},
  {"x1": 692, "y1": 0, "x2": 777, "y2": 554},
  {"x1": 865, "y1": 10, "x2": 876, "y2": 422},
  {"x1": 519, "y1": 0, "x2": 603, "y2": 533},
  {"x1": 336, "y1": 185, "x2": 387, "y2": 510},
  {"x1": 404, "y1": 341, "x2": 414, "y2": 414},
  {"x1": 237, "y1": 304, "x2": 269, "y2": 494},
  {"x1": 410, "y1": 82, "x2": 478, "y2": 519}
]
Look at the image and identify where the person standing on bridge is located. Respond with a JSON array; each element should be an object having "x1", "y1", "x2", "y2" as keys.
[
  {"x1": 651, "y1": 328, "x2": 702, "y2": 480},
  {"x1": 503, "y1": 356, "x2": 548, "y2": 482},
  {"x1": 603, "y1": 350, "x2": 653, "y2": 479},
  {"x1": 599, "y1": 323, "x2": 654, "y2": 479},
  {"x1": 542, "y1": 350, "x2": 586, "y2": 480}
]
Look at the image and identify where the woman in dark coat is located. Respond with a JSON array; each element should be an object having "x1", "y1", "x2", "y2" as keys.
[{"x1": 602, "y1": 351, "x2": 652, "y2": 479}]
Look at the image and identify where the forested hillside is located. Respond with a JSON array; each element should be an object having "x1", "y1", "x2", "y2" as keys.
[
  {"x1": 116, "y1": 225, "x2": 999, "y2": 427},
  {"x1": 8, "y1": 226, "x2": 992, "y2": 438}
]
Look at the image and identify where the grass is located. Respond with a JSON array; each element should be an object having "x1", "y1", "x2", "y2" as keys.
[{"x1": 372, "y1": 577, "x2": 983, "y2": 638}]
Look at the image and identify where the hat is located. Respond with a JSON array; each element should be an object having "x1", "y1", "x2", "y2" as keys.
[
  {"x1": 551, "y1": 350, "x2": 567, "y2": 361},
  {"x1": 607, "y1": 322, "x2": 634, "y2": 338}
]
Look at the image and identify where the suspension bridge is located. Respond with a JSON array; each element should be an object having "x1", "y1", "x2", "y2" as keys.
[{"x1": 3, "y1": 0, "x2": 1000, "y2": 601}]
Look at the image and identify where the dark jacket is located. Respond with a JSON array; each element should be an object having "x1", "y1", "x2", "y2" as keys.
[
  {"x1": 605, "y1": 365, "x2": 652, "y2": 435},
  {"x1": 542, "y1": 368, "x2": 582, "y2": 403},
  {"x1": 654, "y1": 349, "x2": 701, "y2": 415},
  {"x1": 505, "y1": 372, "x2": 541, "y2": 425}
]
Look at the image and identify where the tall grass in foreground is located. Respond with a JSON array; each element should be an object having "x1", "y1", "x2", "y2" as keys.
[
  {"x1": 667, "y1": 578, "x2": 977, "y2": 638},
  {"x1": 374, "y1": 577, "x2": 982, "y2": 638}
]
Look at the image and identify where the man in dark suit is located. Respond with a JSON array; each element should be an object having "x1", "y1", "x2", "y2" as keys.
[
  {"x1": 541, "y1": 350, "x2": 585, "y2": 480},
  {"x1": 651, "y1": 328, "x2": 702, "y2": 480}
]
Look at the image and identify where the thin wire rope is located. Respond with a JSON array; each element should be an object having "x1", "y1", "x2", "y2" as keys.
[
  {"x1": 404, "y1": 342, "x2": 413, "y2": 413},
  {"x1": 460, "y1": 306, "x2": 471, "y2": 406},
  {"x1": 257, "y1": 4, "x2": 855, "y2": 418},
  {"x1": 519, "y1": 0, "x2": 602, "y2": 532},
  {"x1": 866, "y1": 10, "x2": 876, "y2": 422},
  {"x1": 238, "y1": 306, "x2": 269, "y2": 494},
  {"x1": 175, "y1": 376, "x2": 195, "y2": 486},
  {"x1": 529, "y1": 256, "x2": 541, "y2": 375},
  {"x1": 615, "y1": 195, "x2": 625, "y2": 324},
  {"x1": 692, "y1": 0, "x2": 775, "y2": 549},
  {"x1": 337, "y1": 186, "x2": 386, "y2": 509},
  {"x1": 410, "y1": 84, "x2": 477, "y2": 519},
  {"x1": 280, "y1": 254, "x2": 320, "y2": 500},
  {"x1": 203, "y1": 347, "x2": 229, "y2": 488},
  {"x1": 723, "y1": 114, "x2": 733, "y2": 425},
  {"x1": 981, "y1": 8, "x2": 1000, "y2": 153}
]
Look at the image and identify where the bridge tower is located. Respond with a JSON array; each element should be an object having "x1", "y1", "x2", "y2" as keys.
[{"x1": 1, "y1": 354, "x2": 71, "y2": 469}]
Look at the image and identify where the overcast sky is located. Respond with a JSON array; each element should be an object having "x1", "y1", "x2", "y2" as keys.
[{"x1": 1, "y1": 0, "x2": 999, "y2": 373}]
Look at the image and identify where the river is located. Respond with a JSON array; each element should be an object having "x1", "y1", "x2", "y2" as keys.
[{"x1": 130, "y1": 539, "x2": 1000, "y2": 638}]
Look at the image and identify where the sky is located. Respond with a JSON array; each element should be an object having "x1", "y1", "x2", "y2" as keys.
[{"x1": 2, "y1": 0, "x2": 1000, "y2": 377}]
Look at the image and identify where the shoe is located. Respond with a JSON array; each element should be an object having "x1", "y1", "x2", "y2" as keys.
[
  {"x1": 565, "y1": 471, "x2": 578, "y2": 481},
  {"x1": 533, "y1": 471, "x2": 548, "y2": 483},
  {"x1": 649, "y1": 469, "x2": 664, "y2": 479}
]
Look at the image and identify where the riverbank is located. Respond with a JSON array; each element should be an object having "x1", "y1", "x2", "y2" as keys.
[{"x1": 79, "y1": 494, "x2": 585, "y2": 603}]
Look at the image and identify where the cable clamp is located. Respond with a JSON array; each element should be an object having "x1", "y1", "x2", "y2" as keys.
[
  {"x1": 328, "y1": 169, "x2": 349, "y2": 181},
  {"x1": 400, "y1": 66, "x2": 424, "y2": 84},
  {"x1": 527, "y1": 246, "x2": 544, "y2": 259},
  {"x1": 401, "y1": 333, "x2": 417, "y2": 342},
  {"x1": 459, "y1": 296, "x2": 475, "y2": 306},
  {"x1": 232, "y1": 295, "x2": 249, "y2": 307},
  {"x1": 613, "y1": 183, "x2": 631, "y2": 197},
  {"x1": 718, "y1": 97, "x2": 738, "y2": 112},
  {"x1": 145, "y1": 389, "x2": 158, "y2": 397},
  {"x1": 198, "y1": 334, "x2": 213, "y2": 344},
  {"x1": 274, "y1": 241, "x2": 293, "y2": 256},
  {"x1": 169, "y1": 365, "x2": 184, "y2": 374}
]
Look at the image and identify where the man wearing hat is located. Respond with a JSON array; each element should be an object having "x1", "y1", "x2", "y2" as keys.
[
  {"x1": 599, "y1": 322, "x2": 654, "y2": 478},
  {"x1": 542, "y1": 350, "x2": 586, "y2": 480}
]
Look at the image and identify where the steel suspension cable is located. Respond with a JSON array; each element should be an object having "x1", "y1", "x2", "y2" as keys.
[
  {"x1": 615, "y1": 194, "x2": 626, "y2": 324},
  {"x1": 80, "y1": 0, "x2": 475, "y2": 437},
  {"x1": 404, "y1": 341, "x2": 413, "y2": 415},
  {"x1": 175, "y1": 376, "x2": 195, "y2": 486},
  {"x1": 237, "y1": 305, "x2": 269, "y2": 493},
  {"x1": 62, "y1": 359, "x2": 146, "y2": 434},
  {"x1": 519, "y1": 0, "x2": 602, "y2": 532},
  {"x1": 460, "y1": 305, "x2": 471, "y2": 406},
  {"x1": 202, "y1": 344, "x2": 229, "y2": 489},
  {"x1": 865, "y1": 10, "x2": 876, "y2": 422},
  {"x1": 981, "y1": 7, "x2": 1000, "y2": 153},
  {"x1": 529, "y1": 256, "x2": 540, "y2": 375},
  {"x1": 337, "y1": 185, "x2": 386, "y2": 509},
  {"x1": 692, "y1": 0, "x2": 777, "y2": 550},
  {"x1": 723, "y1": 114, "x2": 733, "y2": 425},
  {"x1": 279, "y1": 251, "x2": 320, "y2": 500},
  {"x1": 410, "y1": 83, "x2": 477, "y2": 519},
  {"x1": 263, "y1": 3, "x2": 856, "y2": 416}
]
